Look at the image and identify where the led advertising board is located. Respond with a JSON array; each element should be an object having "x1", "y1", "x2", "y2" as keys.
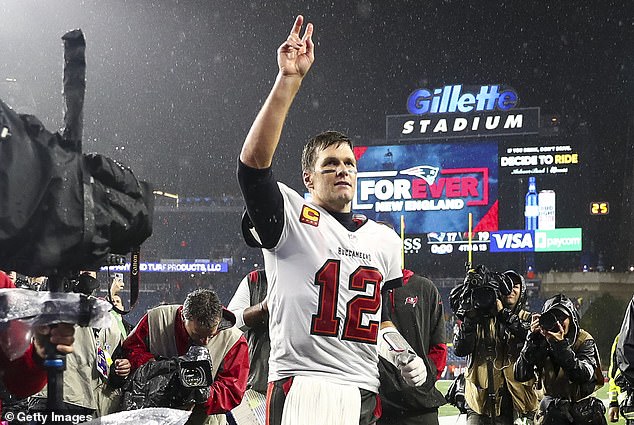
[
  {"x1": 403, "y1": 232, "x2": 492, "y2": 256},
  {"x1": 500, "y1": 144, "x2": 580, "y2": 176},
  {"x1": 367, "y1": 84, "x2": 587, "y2": 268},
  {"x1": 353, "y1": 142, "x2": 499, "y2": 234},
  {"x1": 100, "y1": 260, "x2": 230, "y2": 273},
  {"x1": 354, "y1": 139, "x2": 585, "y2": 260}
]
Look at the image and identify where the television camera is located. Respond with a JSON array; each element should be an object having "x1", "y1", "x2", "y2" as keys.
[{"x1": 450, "y1": 264, "x2": 514, "y2": 321}]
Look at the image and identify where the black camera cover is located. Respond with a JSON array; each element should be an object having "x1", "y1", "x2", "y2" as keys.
[
  {"x1": 469, "y1": 286, "x2": 499, "y2": 318},
  {"x1": 539, "y1": 308, "x2": 568, "y2": 332},
  {"x1": 0, "y1": 30, "x2": 153, "y2": 276},
  {"x1": 451, "y1": 265, "x2": 513, "y2": 320}
]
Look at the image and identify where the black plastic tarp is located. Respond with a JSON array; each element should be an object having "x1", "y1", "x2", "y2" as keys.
[{"x1": 0, "y1": 29, "x2": 153, "y2": 276}]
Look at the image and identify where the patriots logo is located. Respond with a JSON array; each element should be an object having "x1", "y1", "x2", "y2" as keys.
[
  {"x1": 400, "y1": 165, "x2": 440, "y2": 185},
  {"x1": 405, "y1": 295, "x2": 419, "y2": 307},
  {"x1": 427, "y1": 232, "x2": 445, "y2": 243}
]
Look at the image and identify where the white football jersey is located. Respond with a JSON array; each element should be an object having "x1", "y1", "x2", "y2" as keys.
[{"x1": 263, "y1": 183, "x2": 402, "y2": 392}]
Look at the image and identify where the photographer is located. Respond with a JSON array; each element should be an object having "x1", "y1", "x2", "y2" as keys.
[
  {"x1": 452, "y1": 266, "x2": 537, "y2": 424},
  {"x1": 28, "y1": 272, "x2": 121, "y2": 420},
  {"x1": 514, "y1": 294, "x2": 605, "y2": 425},
  {"x1": 122, "y1": 288, "x2": 249, "y2": 424},
  {"x1": 0, "y1": 271, "x2": 75, "y2": 416},
  {"x1": 610, "y1": 293, "x2": 634, "y2": 424},
  {"x1": 608, "y1": 334, "x2": 625, "y2": 423}
]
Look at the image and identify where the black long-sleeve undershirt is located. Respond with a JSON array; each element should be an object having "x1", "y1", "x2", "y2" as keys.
[{"x1": 237, "y1": 159, "x2": 285, "y2": 249}]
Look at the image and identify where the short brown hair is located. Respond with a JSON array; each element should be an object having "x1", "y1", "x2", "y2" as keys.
[
  {"x1": 301, "y1": 131, "x2": 353, "y2": 172},
  {"x1": 183, "y1": 289, "x2": 222, "y2": 328}
]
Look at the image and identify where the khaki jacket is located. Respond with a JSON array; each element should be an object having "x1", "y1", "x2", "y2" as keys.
[
  {"x1": 465, "y1": 313, "x2": 539, "y2": 416},
  {"x1": 146, "y1": 305, "x2": 243, "y2": 425},
  {"x1": 35, "y1": 326, "x2": 101, "y2": 411}
]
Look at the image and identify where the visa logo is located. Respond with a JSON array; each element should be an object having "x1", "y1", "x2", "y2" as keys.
[{"x1": 490, "y1": 231, "x2": 535, "y2": 252}]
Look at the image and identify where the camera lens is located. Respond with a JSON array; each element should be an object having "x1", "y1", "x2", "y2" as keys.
[
  {"x1": 539, "y1": 311, "x2": 559, "y2": 332},
  {"x1": 540, "y1": 309, "x2": 568, "y2": 332},
  {"x1": 180, "y1": 364, "x2": 207, "y2": 387}
]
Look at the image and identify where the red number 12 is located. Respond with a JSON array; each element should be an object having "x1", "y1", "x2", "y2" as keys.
[{"x1": 310, "y1": 260, "x2": 382, "y2": 344}]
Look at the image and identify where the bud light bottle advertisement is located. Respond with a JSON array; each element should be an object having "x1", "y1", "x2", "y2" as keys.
[{"x1": 525, "y1": 176, "x2": 538, "y2": 230}]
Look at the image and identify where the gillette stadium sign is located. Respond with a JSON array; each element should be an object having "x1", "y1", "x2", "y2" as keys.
[{"x1": 386, "y1": 84, "x2": 539, "y2": 141}]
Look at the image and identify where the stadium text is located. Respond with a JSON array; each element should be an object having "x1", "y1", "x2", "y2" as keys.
[{"x1": 402, "y1": 114, "x2": 524, "y2": 135}]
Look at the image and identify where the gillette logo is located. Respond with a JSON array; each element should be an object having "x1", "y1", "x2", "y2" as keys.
[{"x1": 407, "y1": 85, "x2": 518, "y2": 115}]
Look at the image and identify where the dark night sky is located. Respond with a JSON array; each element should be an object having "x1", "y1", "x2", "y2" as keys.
[{"x1": 1, "y1": 0, "x2": 632, "y2": 268}]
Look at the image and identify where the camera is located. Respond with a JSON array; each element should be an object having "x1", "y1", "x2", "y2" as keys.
[
  {"x1": 0, "y1": 30, "x2": 153, "y2": 279},
  {"x1": 176, "y1": 346, "x2": 214, "y2": 404},
  {"x1": 539, "y1": 307, "x2": 568, "y2": 332},
  {"x1": 450, "y1": 264, "x2": 514, "y2": 320},
  {"x1": 178, "y1": 346, "x2": 213, "y2": 388}
]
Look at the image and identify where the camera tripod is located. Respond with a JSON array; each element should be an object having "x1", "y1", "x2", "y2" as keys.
[{"x1": 482, "y1": 317, "x2": 497, "y2": 425}]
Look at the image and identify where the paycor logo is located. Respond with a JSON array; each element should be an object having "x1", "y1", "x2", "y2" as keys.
[{"x1": 534, "y1": 229, "x2": 582, "y2": 252}]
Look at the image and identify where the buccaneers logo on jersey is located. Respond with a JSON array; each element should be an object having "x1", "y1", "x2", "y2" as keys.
[{"x1": 405, "y1": 296, "x2": 419, "y2": 307}]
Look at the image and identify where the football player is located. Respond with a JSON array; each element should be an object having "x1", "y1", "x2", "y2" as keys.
[{"x1": 237, "y1": 15, "x2": 427, "y2": 425}]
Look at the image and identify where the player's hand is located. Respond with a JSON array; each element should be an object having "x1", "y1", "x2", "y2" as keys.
[
  {"x1": 608, "y1": 406, "x2": 619, "y2": 422},
  {"x1": 400, "y1": 355, "x2": 427, "y2": 387},
  {"x1": 33, "y1": 323, "x2": 75, "y2": 358},
  {"x1": 114, "y1": 358, "x2": 131, "y2": 377},
  {"x1": 277, "y1": 15, "x2": 314, "y2": 78}
]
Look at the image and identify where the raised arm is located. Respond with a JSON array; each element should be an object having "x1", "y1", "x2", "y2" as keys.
[{"x1": 239, "y1": 15, "x2": 314, "y2": 169}]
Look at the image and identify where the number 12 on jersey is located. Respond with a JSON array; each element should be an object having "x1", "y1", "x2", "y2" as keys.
[{"x1": 310, "y1": 259, "x2": 383, "y2": 344}]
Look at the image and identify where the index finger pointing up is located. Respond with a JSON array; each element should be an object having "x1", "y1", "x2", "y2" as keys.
[{"x1": 291, "y1": 15, "x2": 304, "y2": 36}]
